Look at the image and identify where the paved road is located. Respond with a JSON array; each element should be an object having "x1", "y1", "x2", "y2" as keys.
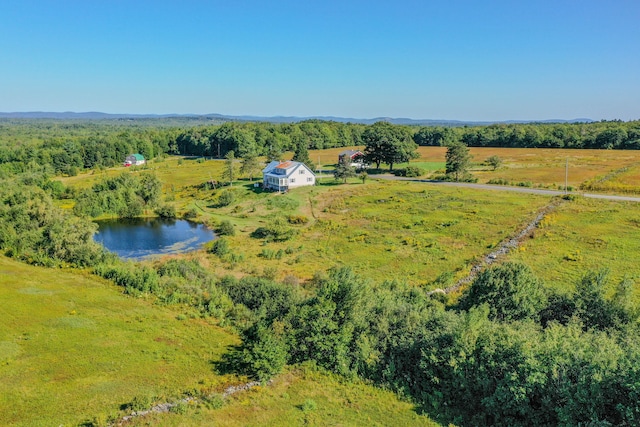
[{"x1": 374, "y1": 175, "x2": 640, "y2": 203}]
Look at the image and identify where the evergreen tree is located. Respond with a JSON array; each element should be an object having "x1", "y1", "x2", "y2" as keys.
[
  {"x1": 334, "y1": 155, "x2": 356, "y2": 183},
  {"x1": 445, "y1": 142, "x2": 472, "y2": 181},
  {"x1": 292, "y1": 141, "x2": 313, "y2": 169}
]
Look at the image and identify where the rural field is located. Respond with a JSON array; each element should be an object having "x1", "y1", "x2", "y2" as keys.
[
  {"x1": 7, "y1": 144, "x2": 640, "y2": 425},
  {"x1": 0, "y1": 256, "x2": 437, "y2": 426}
]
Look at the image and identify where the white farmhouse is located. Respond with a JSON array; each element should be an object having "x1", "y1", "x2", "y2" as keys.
[{"x1": 262, "y1": 161, "x2": 316, "y2": 191}]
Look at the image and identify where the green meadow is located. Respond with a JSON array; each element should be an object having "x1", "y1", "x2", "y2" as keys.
[
  {"x1": 0, "y1": 256, "x2": 439, "y2": 426},
  {"x1": 508, "y1": 195, "x2": 640, "y2": 297}
]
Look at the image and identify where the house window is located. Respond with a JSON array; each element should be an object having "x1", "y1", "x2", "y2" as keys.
[
  {"x1": 299, "y1": 169, "x2": 305, "y2": 174},
  {"x1": 307, "y1": 177, "x2": 313, "y2": 182},
  {"x1": 290, "y1": 178, "x2": 295, "y2": 183}
]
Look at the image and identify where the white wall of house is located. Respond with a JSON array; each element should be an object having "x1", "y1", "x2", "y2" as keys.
[
  {"x1": 262, "y1": 161, "x2": 315, "y2": 191},
  {"x1": 287, "y1": 163, "x2": 315, "y2": 188}
]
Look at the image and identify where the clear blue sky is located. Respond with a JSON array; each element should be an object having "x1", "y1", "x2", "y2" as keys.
[{"x1": 1, "y1": 0, "x2": 639, "y2": 121}]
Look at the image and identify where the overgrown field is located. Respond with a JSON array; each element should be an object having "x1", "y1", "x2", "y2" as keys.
[
  {"x1": 165, "y1": 179, "x2": 551, "y2": 286},
  {"x1": 0, "y1": 256, "x2": 439, "y2": 426},
  {"x1": 0, "y1": 256, "x2": 237, "y2": 426},
  {"x1": 508, "y1": 195, "x2": 640, "y2": 297},
  {"x1": 124, "y1": 366, "x2": 437, "y2": 427}
]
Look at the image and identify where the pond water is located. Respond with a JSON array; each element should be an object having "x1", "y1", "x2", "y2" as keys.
[{"x1": 94, "y1": 218, "x2": 215, "y2": 260}]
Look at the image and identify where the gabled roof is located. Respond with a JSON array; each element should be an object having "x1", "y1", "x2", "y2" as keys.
[
  {"x1": 129, "y1": 153, "x2": 145, "y2": 160},
  {"x1": 339, "y1": 150, "x2": 363, "y2": 158},
  {"x1": 276, "y1": 161, "x2": 294, "y2": 169},
  {"x1": 262, "y1": 161, "x2": 281, "y2": 174},
  {"x1": 263, "y1": 161, "x2": 315, "y2": 178}
]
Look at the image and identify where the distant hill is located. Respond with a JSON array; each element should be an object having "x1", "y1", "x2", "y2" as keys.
[{"x1": 0, "y1": 111, "x2": 594, "y2": 126}]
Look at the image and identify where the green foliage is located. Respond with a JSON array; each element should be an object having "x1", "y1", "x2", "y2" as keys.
[
  {"x1": 333, "y1": 154, "x2": 356, "y2": 183},
  {"x1": 126, "y1": 394, "x2": 155, "y2": 412},
  {"x1": 486, "y1": 155, "x2": 503, "y2": 170},
  {"x1": 154, "y1": 203, "x2": 176, "y2": 218},
  {"x1": 292, "y1": 140, "x2": 313, "y2": 170},
  {"x1": 393, "y1": 166, "x2": 424, "y2": 177},
  {"x1": 222, "y1": 150, "x2": 237, "y2": 185},
  {"x1": 73, "y1": 172, "x2": 162, "y2": 218},
  {"x1": 0, "y1": 182, "x2": 106, "y2": 267},
  {"x1": 458, "y1": 262, "x2": 548, "y2": 322},
  {"x1": 300, "y1": 398, "x2": 318, "y2": 412},
  {"x1": 94, "y1": 262, "x2": 160, "y2": 295},
  {"x1": 240, "y1": 153, "x2": 263, "y2": 181},
  {"x1": 183, "y1": 207, "x2": 198, "y2": 219},
  {"x1": 362, "y1": 121, "x2": 419, "y2": 170},
  {"x1": 252, "y1": 217, "x2": 296, "y2": 242},
  {"x1": 217, "y1": 220, "x2": 235, "y2": 236},
  {"x1": 445, "y1": 142, "x2": 472, "y2": 181},
  {"x1": 209, "y1": 237, "x2": 230, "y2": 257},
  {"x1": 217, "y1": 189, "x2": 236, "y2": 207},
  {"x1": 287, "y1": 214, "x2": 309, "y2": 225},
  {"x1": 239, "y1": 322, "x2": 289, "y2": 381}
]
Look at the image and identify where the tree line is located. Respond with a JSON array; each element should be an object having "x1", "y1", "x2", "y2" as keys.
[{"x1": 1, "y1": 119, "x2": 640, "y2": 179}]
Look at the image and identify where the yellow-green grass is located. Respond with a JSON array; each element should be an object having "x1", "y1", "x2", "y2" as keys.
[
  {"x1": 193, "y1": 180, "x2": 552, "y2": 287},
  {"x1": 123, "y1": 366, "x2": 440, "y2": 427},
  {"x1": 581, "y1": 162, "x2": 640, "y2": 194},
  {"x1": 413, "y1": 147, "x2": 640, "y2": 189},
  {"x1": 507, "y1": 196, "x2": 640, "y2": 298},
  {"x1": 0, "y1": 256, "x2": 237, "y2": 426}
]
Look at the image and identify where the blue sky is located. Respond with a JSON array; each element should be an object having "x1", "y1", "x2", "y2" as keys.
[{"x1": 1, "y1": 0, "x2": 639, "y2": 121}]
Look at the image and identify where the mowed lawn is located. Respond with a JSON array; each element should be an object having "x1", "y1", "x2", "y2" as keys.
[{"x1": 0, "y1": 256, "x2": 237, "y2": 426}]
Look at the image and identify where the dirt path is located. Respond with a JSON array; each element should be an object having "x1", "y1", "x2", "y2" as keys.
[{"x1": 426, "y1": 199, "x2": 564, "y2": 296}]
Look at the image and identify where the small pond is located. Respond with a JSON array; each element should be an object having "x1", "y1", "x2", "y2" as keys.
[{"x1": 94, "y1": 218, "x2": 215, "y2": 260}]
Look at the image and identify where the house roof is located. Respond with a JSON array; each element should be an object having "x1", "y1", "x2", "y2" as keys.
[
  {"x1": 263, "y1": 161, "x2": 315, "y2": 178},
  {"x1": 339, "y1": 150, "x2": 363, "y2": 158},
  {"x1": 129, "y1": 153, "x2": 145, "y2": 160},
  {"x1": 276, "y1": 161, "x2": 294, "y2": 169}
]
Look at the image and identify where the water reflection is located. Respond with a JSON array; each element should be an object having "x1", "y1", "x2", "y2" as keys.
[{"x1": 94, "y1": 218, "x2": 215, "y2": 260}]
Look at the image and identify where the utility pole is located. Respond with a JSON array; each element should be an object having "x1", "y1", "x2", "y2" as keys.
[{"x1": 565, "y1": 158, "x2": 568, "y2": 194}]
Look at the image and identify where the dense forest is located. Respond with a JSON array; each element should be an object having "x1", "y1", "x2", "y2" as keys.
[{"x1": 1, "y1": 119, "x2": 640, "y2": 179}]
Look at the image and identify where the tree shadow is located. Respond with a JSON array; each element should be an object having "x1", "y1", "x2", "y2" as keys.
[{"x1": 210, "y1": 344, "x2": 248, "y2": 376}]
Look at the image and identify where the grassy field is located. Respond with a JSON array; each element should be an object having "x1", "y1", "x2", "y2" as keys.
[
  {"x1": 507, "y1": 195, "x2": 640, "y2": 298},
  {"x1": 0, "y1": 257, "x2": 440, "y2": 426},
  {"x1": 124, "y1": 366, "x2": 438, "y2": 427},
  {"x1": 0, "y1": 256, "x2": 238, "y2": 426},
  {"x1": 169, "y1": 179, "x2": 552, "y2": 287}
]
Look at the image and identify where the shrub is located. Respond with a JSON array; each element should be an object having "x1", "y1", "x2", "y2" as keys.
[
  {"x1": 217, "y1": 190, "x2": 235, "y2": 207},
  {"x1": 287, "y1": 215, "x2": 309, "y2": 225},
  {"x1": 201, "y1": 394, "x2": 225, "y2": 410},
  {"x1": 170, "y1": 401, "x2": 189, "y2": 414},
  {"x1": 252, "y1": 218, "x2": 296, "y2": 242},
  {"x1": 217, "y1": 220, "x2": 235, "y2": 236},
  {"x1": 393, "y1": 166, "x2": 424, "y2": 177},
  {"x1": 209, "y1": 238, "x2": 230, "y2": 257},
  {"x1": 458, "y1": 262, "x2": 547, "y2": 322},
  {"x1": 183, "y1": 208, "x2": 198, "y2": 219},
  {"x1": 300, "y1": 399, "x2": 317, "y2": 412},
  {"x1": 155, "y1": 203, "x2": 176, "y2": 218}
]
